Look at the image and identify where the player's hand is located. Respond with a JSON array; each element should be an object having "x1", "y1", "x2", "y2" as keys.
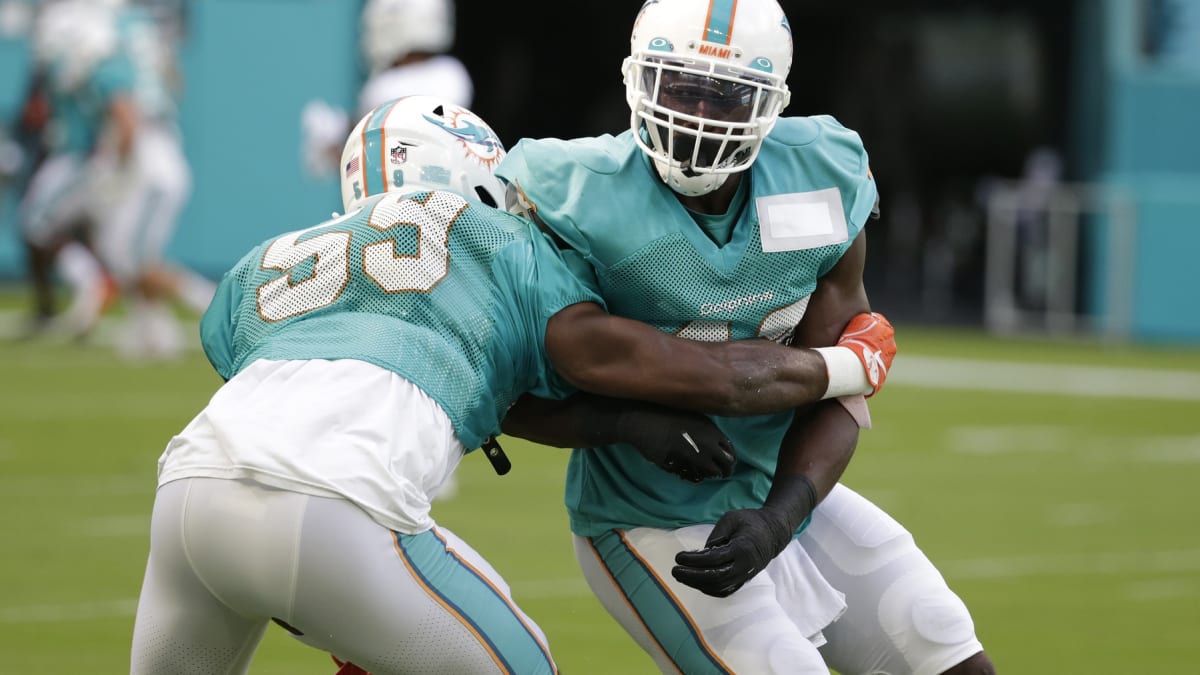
[
  {"x1": 837, "y1": 311, "x2": 896, "y2": 397},
  {"x1": 616, "y1": 406, "x2": 736, "y2": 482},
  {"x1": 672, "y1": 507, "x2": 793, "y2": 597}
]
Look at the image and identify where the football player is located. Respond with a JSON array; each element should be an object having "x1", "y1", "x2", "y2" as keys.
[
  {"x1": 302, "y1": 0, "x2": 473, "y2": 180},
  {"x1": 18, "y1": 1, "x2": 120, "y2": 337},
  {"x1": 22, "y1": 0, "x2": 212, "y2": 354},
  {"x1": 495, "y1": 0, "x2": 997, "y2": 673},
  {"x1": 130, "y1": 95, "x2": 895, "y2": 674},
  {"x1": 101, "y1": 0, "x2": 214, "y2": 359}
]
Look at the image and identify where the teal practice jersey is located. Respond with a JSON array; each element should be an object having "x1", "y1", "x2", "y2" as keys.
[
  {"x1": 497, "y1": 116, "x2": 878, "y2": 536},
  {"x1": 116, "y1": 5, "x2": 179, "y2": 125},
  {"x1": 200, "y1": 191, "x2": 602, "y2": 451},
  {"x1": 44, "y1": 49, "x2": 135, "y2": 155}
]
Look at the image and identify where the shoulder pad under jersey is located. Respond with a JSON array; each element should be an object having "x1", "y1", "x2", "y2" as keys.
[
  {"x1": 497, "y1": 134, "x2": 632, "y2": 256},
  {"x1": 499, "y1": 134, "x2": 626, "y2": 195}
]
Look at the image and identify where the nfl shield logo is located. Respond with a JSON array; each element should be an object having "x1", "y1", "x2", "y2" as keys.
[{"x1": 390, "y1": 143, "x2": 407, "y2": 165}]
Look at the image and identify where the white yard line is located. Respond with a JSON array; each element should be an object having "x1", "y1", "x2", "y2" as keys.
[
  {"x1": 7, "y1": 548, "x2": 1199, "y2": 623},
  {"x1": 941, "y1": 548, "x2": 1200, "y2": 579},
  {"x1": 75, "y1": 515, "x2": 150, "y2": 537},
  {"x1": 890, "y1": 355, "x2": 1200, "y2": 401},
  {"x1": 0, "y1": 474, "x2": 149, "y2": 498},
  {"x1": 6, "y1": 307, "x2": 1198, "y2": 400},
  {"x1": 0, "y1": 310, "x2": 201, "y2": 349},
  {"x1": 3, "y1": 308, "x2": 1198, "y2": 399},
  {"x1": 0, "y1": 599, "x2": 138, "y2": 624}
]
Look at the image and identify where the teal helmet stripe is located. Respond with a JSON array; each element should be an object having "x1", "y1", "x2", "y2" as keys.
[
  {"x1": 703, "y1": 0, "x2": 737, "y2": 45},
  {"x1": 362, "y1": 99, "x2": 400, "y2": 197}
]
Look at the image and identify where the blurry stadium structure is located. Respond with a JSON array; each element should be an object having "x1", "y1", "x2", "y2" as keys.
[
  {"x1": 982, "y1": 177, "x2": 1137, "y2": 340},
  {"x1": 0, "y1": 0, "x2": 1198, "y2": 343}
]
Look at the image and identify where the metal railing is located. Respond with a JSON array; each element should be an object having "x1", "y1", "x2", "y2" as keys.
[{"x1": 983, "y1": 180, "x2": 1137, "y2": 340}]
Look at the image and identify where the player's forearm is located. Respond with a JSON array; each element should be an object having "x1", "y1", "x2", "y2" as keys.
[
  {"x1": 547, "y1": 303, "x2": 890, "y2": 418},
  {"x1": 550, "y1": 318, "x2": 827, "y2": 416},
  {"x1": 689, "y1": 340, "x2": 833, "y2": 414},
  {"x1": 770, "y1": 400, "x2": 859, "y2": 511},
  {"x1": 566, "y1": 335, "x2": 860, "y2": 417},
  {"x1": 500, "y1": 393, "x2": 625, "y2": 448}
]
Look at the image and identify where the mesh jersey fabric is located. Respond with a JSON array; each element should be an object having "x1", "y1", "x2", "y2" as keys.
[
  {"x1": 200, "y1": 190, "x2": 601, "y2": 451},
  {"x1": 496, "y1": 115, "x2": 878, "y2": 535}
]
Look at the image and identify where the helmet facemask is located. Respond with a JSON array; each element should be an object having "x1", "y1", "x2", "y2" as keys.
[
  {"x1": 626, "y1": 56, "x2": 787, "y2": 196},
  {"x1": 621, "y1": 0, "x2": 794, "y2": 197}
]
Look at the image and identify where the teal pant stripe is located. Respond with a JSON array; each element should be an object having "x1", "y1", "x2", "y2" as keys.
[
  {"x1": 394, "y1": 529, "x2": 555, "y2": 675},
  {"x1": 362, "y1": 100, "x2": 398, "y2": 197},
  {"x1": 591, "y1": 531, "x2": 733, "y2": 675},
  {"x1": 703, "y1": 0, "x2": 737, "y2": 45}
]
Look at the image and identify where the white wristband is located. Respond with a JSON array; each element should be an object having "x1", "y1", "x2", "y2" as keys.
[{"x1": 814, "y1": 346, "x2": 872, "y2": 399}]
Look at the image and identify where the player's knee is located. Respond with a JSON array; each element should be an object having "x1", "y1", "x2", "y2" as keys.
[
  {"x1": 706, "y1": 612, "x2": 828, "y2": 675},
  {"x1": 878, "y1": 570, "x2": 980, "y2": 665},
  {"x1": 909, "y1": 586, "x2": 975, "y2": 648}
]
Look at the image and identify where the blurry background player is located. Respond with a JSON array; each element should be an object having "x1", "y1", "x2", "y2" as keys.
[
  {"x1": 356, "y1": 0, "x2": 471, "y2": 113},
  {"x1": 20, "y1": 0, "x2": 212, "y2": 355},
  {"x1": 4, "y1": 61, "x2": 64, "y2": 332},
  {"x1": 301, "y1": 0, "x2": 474, "y2": 498},
  {"x1": 17, "y1": 1, "x2": 118, "y2": 337},
  {"x1": 302, "y1": 0, "x2": 472, "y2": 180},
  {"x1": 98, "y1": 0, "x2": 213, "y2": 359},
  {"x1": 130, "y1": 95, "x2": 895, "y2": 674}
]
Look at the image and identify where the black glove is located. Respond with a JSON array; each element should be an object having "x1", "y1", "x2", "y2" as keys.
[
  {"x1": 615, "y1": 405, "x2": 736, "y2": 483},
  {"x1": 672, "y1": 473, "x2": 817, "y2": 596}
]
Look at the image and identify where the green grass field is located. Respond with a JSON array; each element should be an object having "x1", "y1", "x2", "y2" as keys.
[{"x1": 1, "y1": 303, "x2": 1198, "y2": 674}]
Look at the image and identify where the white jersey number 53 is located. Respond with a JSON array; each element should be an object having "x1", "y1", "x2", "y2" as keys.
[{"x1": 256, "y1": 192, "x2": 465, "y2": 321}]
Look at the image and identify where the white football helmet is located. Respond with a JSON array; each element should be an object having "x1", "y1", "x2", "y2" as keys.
[
  {"x1": 340, "y1": 95, "x2": 506, "y2": 214},
  {"x1": 623, "y1": 0, "x2": 793, "y2": 196},
  {"x1": 360, "y1": 0, "x2": 455, "y2": 73},
  {"x1": 33, "y1": 0, "x2": 120, "y2": 90}
]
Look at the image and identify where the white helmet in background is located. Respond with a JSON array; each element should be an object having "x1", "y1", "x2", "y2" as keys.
[
  {"x1": 33, "y1": 0, "x2": 120, "y2": 90},
  {"x1": 340, "y1": 95, "x2": 506, "y2": 213},
  {"x1": 360, "y1": 0, "x2": 455, "y2": 73},
  {"x1": 623, "y1": 0, "x2": 793, "y2": 196}
]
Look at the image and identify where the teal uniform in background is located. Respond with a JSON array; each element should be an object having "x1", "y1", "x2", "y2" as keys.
[
  {"x1": 43, "y1": 45, "x2": 135, "y2": 156},
  {"x1": 115, "y1": 5, "x2": 179, "y2": 126},
  {"x1": 20, "y1": 13, "x2": 134, "y2": 244}
]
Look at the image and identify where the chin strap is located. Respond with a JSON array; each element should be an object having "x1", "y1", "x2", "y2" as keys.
[{"x1": 480, "y1": 436, "x2": 511, "y2": 476}]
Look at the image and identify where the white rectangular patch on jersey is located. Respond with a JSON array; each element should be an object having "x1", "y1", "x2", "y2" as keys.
[{"x1": 756, "y1": 188, "x2": 849, "y2": 252}]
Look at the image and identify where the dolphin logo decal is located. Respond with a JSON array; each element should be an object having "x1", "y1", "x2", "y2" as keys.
[{"x1": 423, "y1": 113, "x2": 502, "y2": 153}]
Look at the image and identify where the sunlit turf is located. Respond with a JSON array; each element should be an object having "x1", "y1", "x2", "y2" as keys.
[{"x1": 0, "y1": 300, "x2": 1197, "y2": 673}]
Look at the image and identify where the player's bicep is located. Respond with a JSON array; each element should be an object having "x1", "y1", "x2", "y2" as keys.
[
  {"x1": 793, "y1": 231, "x2": 870, "y2": 348},
  {"x1": 544, "y1": 302, "x2": 660, "y2": 396}
]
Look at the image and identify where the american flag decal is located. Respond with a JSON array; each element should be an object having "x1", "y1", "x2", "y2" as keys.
[{"x1": 344, "y1": 155, "x2": 360, "y2": 177}]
